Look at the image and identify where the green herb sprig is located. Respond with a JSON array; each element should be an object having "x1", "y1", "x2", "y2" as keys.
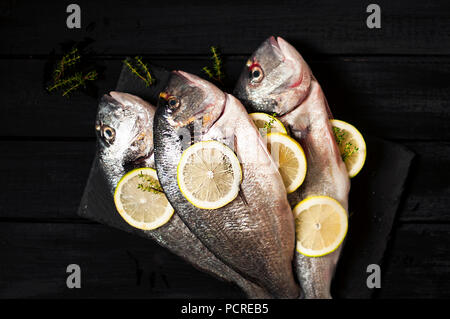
[
  {"x1": 332, "y1": 126, "x2": 359, "y2": 162},
  {"x1": 333, "y1": 127, "x2": 345, "y2": 145},
  {"x1": 48, "y1": 70, "x2": 98, "y2": 97},
  {"x1": 137, "y1": 171, "x2": 163, "y2": 194},
  {"x1": 202, "y1": 46, "x2": 224, "y2": 84},
  {"x1": 342, "y1": 142, "x2": 359, "y2": 162},
  {"x1": 47, "y1": 47, "x2": 98, "y2": 97},
  {"x1": 53, "y1": 47, "x2": 81, "y2": 81},
  {"x1": 123, "y1": 56, "x2": 154, "y2": 87},
  {"x1": 263, "y1": 113, "x2": 278, "y2": 132}
]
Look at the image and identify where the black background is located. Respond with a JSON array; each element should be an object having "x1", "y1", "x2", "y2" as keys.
[{"x1": 1, "y1": 0, "x2": 449, "y2": 298}]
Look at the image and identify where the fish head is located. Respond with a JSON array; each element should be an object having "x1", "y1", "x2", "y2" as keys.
[
  {"x1": 96, "y1": 91, "x2": 155, "y2": 165},
  {"x1": 234, "y1": 36, "x2": 311, "y2": 115},
  {"x1": 158, "y1": 71, "x2": 226, "y2": 132}
]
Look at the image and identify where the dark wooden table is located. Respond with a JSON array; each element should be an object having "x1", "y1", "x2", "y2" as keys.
[{"x1": 0, "y1": 0, "x2": 449, "y2": 298}]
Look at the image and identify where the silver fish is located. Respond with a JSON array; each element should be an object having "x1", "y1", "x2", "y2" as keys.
[
  {"x1": 234, "y1": 37, "x2": 350, "y2": 298},
  {"x1": 153, "y1": 71, "x2": 300, "y2": 299},
  {"x1": 96, "y1": 91, "x2": 270, "y2": 298}
]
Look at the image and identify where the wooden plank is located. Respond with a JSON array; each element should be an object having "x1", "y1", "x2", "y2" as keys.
[
  {"x1": 314, "y1": 57, "x2": 450, "y2": 142},
  {"x1": 0, "y1": 141, "x2": 96, "y2": 220},
  {"x1": 0, "y1": 222, "x2": 447, "y2": 298},
  {"x1": 0, "y1": 58, "x2": 122, "y2": 139},
  {"x1": 1, "y1": 143, "x2": 448, "y2": 224},
  {"x1": 379, "y1": 224, "x2": 450, "y2": 298},
  {"x1": 1, "y1": 56, "x2": 450, "y2": 140},
  {"x1": 0, "y1": 222, "x2": 243, "y2": 298},
  {"x1": 1, "y1": 144, "x2": 448, "y2": 224},
  {"x1": 397, "y1": 142, "x2": 450, "y2": 222},
  {"x1": 2, "y1": 0, "x2": 450, "y2": 56}
]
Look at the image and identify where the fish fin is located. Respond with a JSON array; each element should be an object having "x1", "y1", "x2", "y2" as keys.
[
  {"x1": 289, "y1": 124, "x2": 310, "y2": 142},
  {"x1": 238, "y1": 187, "x2": 249, "y2": 206},
  {"x1": 188, "y1": 122, "x2": 195, "y2": 145},
  {"x1": 233, "y1": 135, "x2": 248, "y2": 206}
]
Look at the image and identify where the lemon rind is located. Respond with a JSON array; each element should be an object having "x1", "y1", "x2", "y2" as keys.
[
  {"x1": 330, "y1": 119, "x2": 367, "y2": 178},
  {"x1": 114, "y1": 167, "x2": 174, "y2": 230},
  {"x1": 266, "y1": 132, "x2": 307, "y2": 193},
  {"x1": 249, "y1": 112, "x2": 288, "y2": 135},
  {"x1": 293, "y1": 195, "x2": 348, "y2": 257},
  {"x1": 177, "y1": 140, "x2": 242, "y2": 210}
]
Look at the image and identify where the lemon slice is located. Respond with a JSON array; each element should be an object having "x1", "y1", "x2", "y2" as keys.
[
  {"x1": 293, "y1": 196, "x2": 348, "y2": 257},
  {"x1": 177, "y1": 140, "x2": 242, "y2": 210},
  {"x1": 114, "y1": 168, "x2": 174, "y2": 230},
  {"x1": 250, "y1": 112, "x2": 287, "y2": 135},
  {"x1": 331, "y1": 119, "x2": 367, "y2": 178},
  {"x1": 266, "y1": 132, "x2": 307, "y2": 193}
]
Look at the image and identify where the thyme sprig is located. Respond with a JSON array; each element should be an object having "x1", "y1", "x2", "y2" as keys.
[
  {"x1": 48, "y1": 70, "x2": 98, "y2": 97},
  {"x1": 263, "y1": 113, "x2": 278, "y2": 132},
  {"x1": 333, "y1": 127, "x2": 346, "y2": 145},
  {"x1": 53, "y1": 47, "x2": 81, "y2": 81},
  {"x1": 202, "y1": 67, "x2": 215, "y2": 81},
  {"x1": 332, "y1": 126, "x2": 359, "y2": 162},
  {"x1": 123, "y1": 56, "x2": 154, "y2": 87},
  {"x1": 202, "y1": 46, "x2": 224, "y2": 84},
  {"x1": 137, "y1": 171, "x2": 163, "y2": 194},
  {"x1": 342, "y1": 142, "x2": 359, "y2": 162},
  {"x1": 47, "y1": 46, "x2": 98, "y2": 97}
]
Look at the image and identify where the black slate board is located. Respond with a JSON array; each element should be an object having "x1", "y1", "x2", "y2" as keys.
[
  {"x1": 332, "y1": 136, "x2": 414, "y2": 298},
  {"x1": 78, "y1": 64, "x2": 415, "y2": 298}
]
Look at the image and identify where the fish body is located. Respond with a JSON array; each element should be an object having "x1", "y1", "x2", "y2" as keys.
[
  {"x1": 154, "y1": 72, "x2": 300, "y2": 299},
  {"x1": 234, "y1": 37, "x2": 350, "y2": 298},
  {"x1": 96, "y1": 91, "x2": 270, "y2": 298}
]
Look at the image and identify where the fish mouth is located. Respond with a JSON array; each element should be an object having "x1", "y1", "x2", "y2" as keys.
[
  {"x1": 268, "y1": 36, "x2": 292, "y2": 60},
  {"x1": 101, "y1": 92, "x2": 155, "y2": 165},
  {"x1": 108, "y1": 91, "x2": 133, "y2": 111},
  {"x1": 123, "y1": 135, "x2": 155, "y2": 167},
  {"x1": 170, "y1": 71, "x2": 202, "y2": 122},
  {"x1": 168, "y1": 70, "x2": 226, "y2": 130},
  {"x1": 268, "y1": 37, "x2": 303, "y2": 90},
  {"x1": 107, "y1": 90, "x2": 154, "y2": 136},
  {"x1": 109, "y1": 91, "x2": 155, "y2": 114},
  {"x1": 129, "y1": 148, "x2": 154, "y2": 165},
  {"x1": 173, "y1": 70, "x2": 198, "y2": 85},
  {"x1": 109, "y1": 91, "x2": 130, "y2": 106},
  {"x1": 121, "y1": 147, "x2": 154, "y2": 173},
  {"x1": 268, "y1": 36, "x2": 284, "y2": 60},
  {"x1": 99, "y1": 92, "x2": 153, "y2": 127}
]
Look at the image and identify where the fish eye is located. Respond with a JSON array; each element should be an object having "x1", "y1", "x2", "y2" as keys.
[
  {"x1": 249, "y1": 66, "x2": 264, "y2": 83},
  {"x1": 168, "y1": 97, "x2": 180, "y2": 109},
  {"x1": 102, "y1": 126, "x2": 116, "y2": 143}
]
